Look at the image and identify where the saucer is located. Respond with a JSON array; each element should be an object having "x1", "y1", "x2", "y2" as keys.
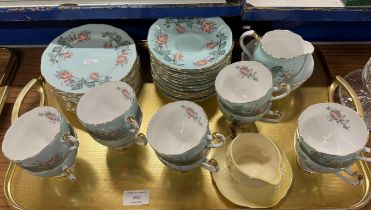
[
  {"x1": 156, "y1": 149, "x2": 211, "y2": 172},
  {"x1": 212, "y1": 135, "x2": 293, "y2": 208},
  {"x1": 217, "y1": 97, "x2": 272, "y2": 124},
  {"x1": 241, "y1": 40, "x2": 314, "y2": 91},
  {"x1": 41, "y1": 24, "x2": 137, "y2": 94},
  {"x1": 148, "y1": 18, "x2": 233, "y2": 70},
  {"x1": 294, "y1": 134, "x2": 339, "y2": 174}
]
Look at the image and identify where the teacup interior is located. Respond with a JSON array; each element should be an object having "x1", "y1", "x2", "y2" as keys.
[
  {"x1": 2, "y1": 106, "x2": 62, "y2": 161},
  {"x1": 298, "y1": 103, "x2": 369, "y2": 156},
  {"x1": 77, "y1": 81, "x2": 134, "y2": 124},
  {"x1": 147, "y1": 101, "x2": 208, "y2": 155},
  {"x1": 262, "y1": 30, "x2": 307, "y2": 58},
  {"x1": 215, "y1": 61, "x2": 272, "y2": 103},
  {"x1": 230, "y1": 133, "x2": 282, "y2": 185}
]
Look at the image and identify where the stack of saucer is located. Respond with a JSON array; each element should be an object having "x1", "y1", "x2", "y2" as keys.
[
  {"x1": 147, "y1": 17, "x2": 233, "y2": 102},
  {"x1": 41, "y1": 24, "x2": 142, "y2": 113}
]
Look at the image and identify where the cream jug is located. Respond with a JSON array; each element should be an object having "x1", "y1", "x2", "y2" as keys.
[{"x1": 239, "y1": 30, "x2": 314, "y2": 84}]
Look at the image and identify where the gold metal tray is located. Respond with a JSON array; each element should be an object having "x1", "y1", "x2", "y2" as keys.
[{"x1": 4, "y1": 70, "x2": 371, "y2": 209}]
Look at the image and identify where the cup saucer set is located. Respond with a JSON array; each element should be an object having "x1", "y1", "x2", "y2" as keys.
[{"x1": 2, "y1": 19, "x2": 370, "y2": 209}]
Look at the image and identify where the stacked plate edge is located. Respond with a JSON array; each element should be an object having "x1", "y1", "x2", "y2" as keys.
[
  {"x1": 41, "y1": 24, "x2": 142, "y2": 113},
  {"x1": 147, "y1": 18, "x2": 233, "y2": 102}
]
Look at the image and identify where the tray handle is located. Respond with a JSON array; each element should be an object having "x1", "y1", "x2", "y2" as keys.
[
  {"x1": 328, "y1": 75, "x2": 363, "y2": 118},
  {"x1": 11, "y1": 77, "x2": 46, "y2": 123}
]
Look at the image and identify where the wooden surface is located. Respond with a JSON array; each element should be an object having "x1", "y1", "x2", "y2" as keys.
[{"x1": 0, "y1": 44, "x2": 370, "y2": 209}]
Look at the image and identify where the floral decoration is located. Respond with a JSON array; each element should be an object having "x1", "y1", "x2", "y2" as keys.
[
  {"x1": 116, "y1": 86, "x2": 132, "y2": 101},
  {"x1": 164, "y1": 18, "x2": 216, "y2": 34},
  {"x1": 33, "y1": 152, "x2": 62, "y2": 167},
  {"x1": 102, "y1": 31, "x2": 133, "y2": 66},
  {"x1": 193, "y1": 32, "x2": 227, "y2": 67},
  {"x1": 270, "y1": 66, "x2": 294, "y2": 83},
  {"x1": 152, "y1": 29, "x2": 185, "y2": 66},
  {"x1": 55, "y1": 70, "x2": 111, "y2": 90},
  {"x1": 326, "y1": 106, "x2": 350, "y2": 130},
  {"x1": 94, "y1": 129, "x2": 126, "y2": 140},
  {"x1": 181, "y1": 105, "x2": 203, "y2": 126},
  {"x1": 236, "y1": 65, "x2": 259, "y2": 80},
  {"x1": 49, "y1": 30, "x2": 91, "y2": 64},
  {"x1": 232, "y1": 104, "x2": 265, "y2": 116},
  {"x1": 38, "y1": 111, "x2": 61, "y2": 124}
]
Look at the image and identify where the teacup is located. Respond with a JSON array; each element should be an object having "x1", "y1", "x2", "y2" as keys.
[
  {"x1": 239, "y1": 30, "x2": 314, "y2": 84},
  {"x1": 215, "y1": 61, "x2": 290, "y2": 118},
  {"x1": 297, "y1": 103, "x2": 370, "y2": 169},
  {"x1": 218, "y1": 99, "x2": 282, "y2": 124},
  {"x1": 76, "y1": 81, "x2": 147, "y2": 150},
  {"x1": 294, "y1": 136, "x2": 363, "y2": 185},
  {"x1": 2, "y1": 106, "x2": 79, "y2": 177},
  {"x1": 227, "y1": 133, "x2": 282, "y2": 185},
  {"x1": 147, "y1": 101, "x2": 225, "y2": 171},
  {"x1": 156, "y1": 148, "x2": 219, "y2": 172},
  {"x1": 30, "y1": 148, "x2": 78, "y2": 181}
]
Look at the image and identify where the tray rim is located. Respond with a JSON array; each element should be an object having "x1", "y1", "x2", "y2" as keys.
[{"x1": 3, "y1": 82, "x2": 371, "y2": 210}]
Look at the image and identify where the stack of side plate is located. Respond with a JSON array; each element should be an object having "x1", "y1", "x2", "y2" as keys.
[
  {"x1": 41, "y1": 24, "x2": 142, "y2": 113},
  {"x1": 147, "y1": 18, "x2": 233, "y2": 102}
]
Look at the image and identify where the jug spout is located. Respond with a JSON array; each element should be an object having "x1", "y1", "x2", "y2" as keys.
[{"x1": 302, "y1": 40, "x2": 314, "y2": 55}]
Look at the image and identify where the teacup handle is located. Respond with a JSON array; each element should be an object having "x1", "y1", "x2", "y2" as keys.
[
  {"x1": 127, "y1": 116, "x2": 139, "y2": 133},
  {"x1": 334, "y1": 167, "x2": 363, "y2": 186},
  {"x1": 63, "y1": 167, "x2": 76, "y2": 181},
  {"x1": 206, "y1": 132, "x2": 226, "y2": 148},
  {"x1": 239, "y1": 30, "x2": 261, "y2": 60},
  {"x1": 62, "y1": 134, "x2": 80, "y2": 152},
  {"x1": 354, "y1": 147, "x2": 371, "y2": 162},
  {"x1": 271, "y1": 83, "x2": 291, "y2": 100},
  {"x1": 200, "y1": 158, "x2": 219, "y2": 173},
  {"x1": 126, "y1": 116, "x2": 147, "y2": 146},
  {"x1": 329, "y1": 75, "x2": 364, "y2": 118},
  {"x1": 260, "y1": 110, "x2": 283, "y2": 123},
  {"x1": 12, "y1": 77, "x2": 46, "y2": 123},
  {"x1": 134, "y1": 133, "x2": 148, "y2": 146}
]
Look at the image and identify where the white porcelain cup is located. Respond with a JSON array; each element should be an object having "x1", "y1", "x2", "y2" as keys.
[
  {"x1": 297, "y1": 103, "x2": 369, "y2": 169},
  {"x1": 76, "y1": 81, "x2": 147, "y2": 150},
  {"x1": 2, "y1": 106, "x2": 79, "y2": 180},
  {"x1": 294, "y1": 136, "x2": 363, "y2": 186},
  {"x1": 215, "y1": 61, "x2": 290, "y2": 119},
  {"x1": 147, "y1": 101, "x2": 225, "y2": 172}
]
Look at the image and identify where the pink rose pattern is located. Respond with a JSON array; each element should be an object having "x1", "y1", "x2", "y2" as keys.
[
  {"x1": 153, "y1": 18, "x2": 228, "y2": 67},
  {"x1": 49, "y1": 30, "x2": 91, "y2": 64},
  {"x1": 49, "y1": 29, "x2": 134, "y2": 91},
  {"x1": 152, "y1": 29, "x2": 184, "y2": 66},
  {"x1": 55, "y1": 70, "x2": 111, "y2": 91},
  {"x1": 164, "y1": 18, "x2": 216, "y2": 34},
  {"x1": 116, "y1": 52, "x2": 128, "y2": 66},
  {"x1": 95, "y1": 129, "x2": 125, "y2": 140},
  {"x1": 326, "y1": 106, "x2": 350, "y2": 130},
  {"x1": 89, "y1": 72, "x2": 99, "y2": 81},
  {"x1": 236, "y1": 65, "x2": 259, "y2": 81},
  {"x1": 271, "y1": 66, "x2": 294, "y2": 83},
  {"x1": 33, "y1": 152, "x2": 63, "y2": 168},
  {"x1": 102, "y1": 31, "x2": 133, "y2": 66},
  {"x1": 38, "y1": 111, "x2": 61, "y2": 124},
  {"x1": 116, "y1": 86, "x2": 132, "y2": 101},
  {"x1": 181, "y1": 105, "x2": 203, "y2": 126}
]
